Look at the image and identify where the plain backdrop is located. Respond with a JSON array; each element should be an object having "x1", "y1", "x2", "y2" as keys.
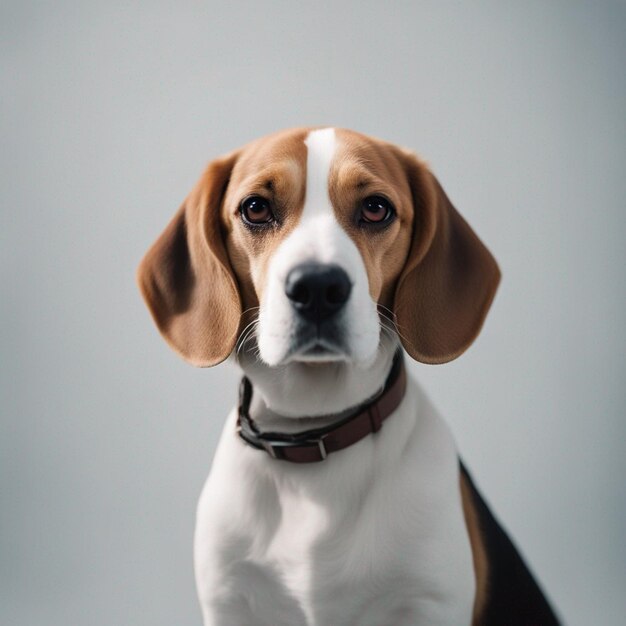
[{"x1": 1, "y1": 1, "x2": 625, "y2": 624}]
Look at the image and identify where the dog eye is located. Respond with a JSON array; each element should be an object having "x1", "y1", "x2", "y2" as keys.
[
  {"x1": 240, "y1": 196, "x2": 274, "y2": 225},
  {"x1": 360, "y1": 196, "x2": 395, "y2": 225}
]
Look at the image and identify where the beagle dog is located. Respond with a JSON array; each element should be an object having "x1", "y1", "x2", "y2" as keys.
[{"x1": 138, "y1": 128, "x2": 559, "y2": 625}]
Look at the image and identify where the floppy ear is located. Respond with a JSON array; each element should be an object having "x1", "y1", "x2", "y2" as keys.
[
  {"x1": 137, "y1": 152, "x2": 241, "y2": 367},
  {"x1": 393, "y1": 154, "x2": 501, "y2": 364}
]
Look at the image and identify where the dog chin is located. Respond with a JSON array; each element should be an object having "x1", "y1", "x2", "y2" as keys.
[
  {"x1": 258, "y1": 332, "x2": 382, "y2": 368},
  {"x1": 258, "y1": 337, "x2": 350, "y2": 367},
  {"x1": 286, "y1": 339, "x2": 350, "y2": 364}
]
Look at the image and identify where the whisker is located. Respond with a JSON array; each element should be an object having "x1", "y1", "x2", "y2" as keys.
[
  {"x1": 377, "y1": 307, "x2": 412, "y2": 346},
  {"x1": 235, "y1": 314, "x2": 261, "y2": 357},
  {"x1": 237, "y1": 324, "x2": 259, "y2": 355},
  {"x1": 240, "y1": 305, "x2": 261, "y2": 316},
  {"x1": 236, "y1": 320, "x2": 258, "y2": 349}
]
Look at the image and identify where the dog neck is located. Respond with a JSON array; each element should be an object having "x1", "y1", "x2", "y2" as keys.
[{"x1": 234, "y1": 334, "x2": 399, "y2": 433}]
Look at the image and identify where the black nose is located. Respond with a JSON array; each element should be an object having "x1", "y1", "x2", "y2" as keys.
[{"x1": 285, "y1": 263, "x2": 352, "y2": 322}]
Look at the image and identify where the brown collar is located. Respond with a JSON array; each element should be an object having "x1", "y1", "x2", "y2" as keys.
[{"x1": 236, "y1": 351, "x2": 407, "y2": 463}]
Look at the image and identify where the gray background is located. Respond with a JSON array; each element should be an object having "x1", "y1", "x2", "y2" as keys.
[{"x1": 2, "y1": 1, "x2": 625, "y2": 624}]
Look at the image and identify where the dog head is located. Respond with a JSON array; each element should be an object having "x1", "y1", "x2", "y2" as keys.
[{"x1": 137, "y1": 127, "x2": 500, "y2": 368}]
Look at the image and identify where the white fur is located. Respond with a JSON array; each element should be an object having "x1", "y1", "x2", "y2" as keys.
[
  {"x1": 194, "y1": 369, "x2": 475, "y2": 625},
  {"x1": 193, "y1": 129, "x2": 476, "y2": 625}
]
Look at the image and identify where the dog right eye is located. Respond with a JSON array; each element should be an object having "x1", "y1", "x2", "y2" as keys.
[{"x1": 240, "y1": 196, "x2": 275, "y2": 226}]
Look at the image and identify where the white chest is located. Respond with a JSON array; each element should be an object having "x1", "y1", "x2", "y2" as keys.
[{"x1": 194, "y1": 383, "x2": 475, "y2": 626}]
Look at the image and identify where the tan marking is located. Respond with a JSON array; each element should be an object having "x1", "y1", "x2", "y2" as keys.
[
  {"x1": 217, "y1": 127, "x2": 426, "y2": 338},
  {"x1": 220, "y1": 127, "x2": 419, "y2": 335},
  {"x1": 330, "y1": 129, "x2": 415, "y2": 308},
  {"x1": 460, "y1": 471, "x2": 489, "y2": 625},
  {"x1": 221, "y1": 129, "x2": 309, "y2": 325}
]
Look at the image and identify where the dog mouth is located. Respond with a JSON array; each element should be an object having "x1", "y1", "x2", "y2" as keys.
[
  {"x1": 285, "y1": 323, "x2": 350, "y2": 363},
  {"x1": 299, "y1": 341, "x2": 346, "y2": 362}
]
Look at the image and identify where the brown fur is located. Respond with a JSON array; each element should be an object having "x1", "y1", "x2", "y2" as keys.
[
  {"x1": 222, "y1": 129, "x2": 309, "y2": 321},
  {"x1": 461, "y1": 471, "x2": 490, "y2": 624},
  {"x1": 393, "y1": 152, "x2": 501, "y2": 364},
  {"x1": 330, "y1": 129, "x2": 415, "y2": 308},
  {"x1": 136, "y1": 151, "x2": 242, "y2": 366}
]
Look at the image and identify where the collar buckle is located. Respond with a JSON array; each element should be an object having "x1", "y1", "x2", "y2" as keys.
[{"x1": 260, "y1": 436, "x2": 328, "y2": 461}]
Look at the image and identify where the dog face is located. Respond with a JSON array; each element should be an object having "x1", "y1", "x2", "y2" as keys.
[
  {"x1": 138, "y1": 127, "x2": 500, "y2": 368},
  {"x1": 223, "y1": 128, "x2": 414, "y2": 367}
]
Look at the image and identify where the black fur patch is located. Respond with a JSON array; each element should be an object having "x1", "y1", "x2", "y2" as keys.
[{"x1": 460, "y1": 462, "x2": 561, "y2": 625}]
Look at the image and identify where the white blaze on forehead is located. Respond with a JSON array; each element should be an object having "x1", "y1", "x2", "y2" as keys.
[{"x1": 303, "y1": 128, "x2": 336, "y2": 220}]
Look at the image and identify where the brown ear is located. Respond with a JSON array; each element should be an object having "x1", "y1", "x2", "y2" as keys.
[
  {"x1": 136, "y1": 152, "x2": 241, "y2": 367},
  {"x1": 393, "y1": 155, "x2": 501, "y2": 364}
]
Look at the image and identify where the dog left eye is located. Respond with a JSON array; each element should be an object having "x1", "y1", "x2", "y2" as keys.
[
  {"x1": 240, "y1": 196, "x2": 274, "y2": 225},
  {"x1": 360, "y1": 196, "x2": 395, "y2": 225}
]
